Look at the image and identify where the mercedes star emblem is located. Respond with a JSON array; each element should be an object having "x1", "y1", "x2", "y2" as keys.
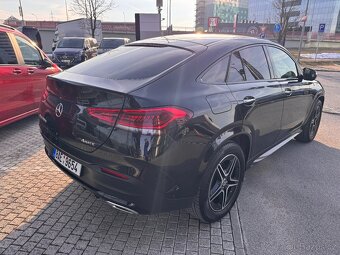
[{"x1": 55, "y1": 103, "x2": 64, "y2": 117}]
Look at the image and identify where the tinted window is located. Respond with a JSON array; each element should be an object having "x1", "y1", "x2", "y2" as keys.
[
  {"x1": 58, "y1": 38, "x2": 84, "y2": 49},
  {"x1": 15, "y1": 36, "x2": 41, "y2": 66},
  {"x1": 239, "y1": 46, "x2": 270, "y2": 80},
  {"x1": 100, "y1": 39, "x2": 125, "y2": 49},
  {"x1": 68, "y1": 46, "x2": 192, "y2": 80},
  {"x1": 201, "y1": 57, "x2": 229, "y2": 84},
  {"x1": 268, "y1": 47, "x2": 298, "y2": 79},
  {"x1": 21, "y1": 27, "x2": 42, "y2": 48},
  {"x1": 227, "y1": 51, "x2": 246, "y2": 83},
  {"x1": 0, "y1": 32, "x2": 17, "y2": 64}
]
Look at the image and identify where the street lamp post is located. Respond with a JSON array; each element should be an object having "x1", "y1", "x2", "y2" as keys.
[
  {"x1": 18, "y1": 0, "x2": 24, "y2": 26},
  {"x1": 31, "y1": 13, "x2": 38, "y2": 22},
  {"x1": 169, "y1": 0, "x2": 172, "y2": 29},
  {"x1": 297, "y1": 0, "x2": 310, "y2": 62},
  {"x1": 123, "y1": 11, "x2": 127, "y2": 34},
  {"x1": 65, "y1": 0, "x2": 69, "y2": 21}
]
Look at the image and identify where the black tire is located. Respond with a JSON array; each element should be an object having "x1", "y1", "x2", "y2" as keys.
[
  {"x1": 296, "y1": 100, "x2": 323, "y2": 143},
  {"x1": 190, "y1": 142, "x2": 245, "y2": 223}
]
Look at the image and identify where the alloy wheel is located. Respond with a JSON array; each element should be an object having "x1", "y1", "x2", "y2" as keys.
[
  {"x1": 310, "y1": 104, "x2": 321, "y2": 138},
  {"x1": 208, "y1": 154, "x2": 241, "y2": 212}
]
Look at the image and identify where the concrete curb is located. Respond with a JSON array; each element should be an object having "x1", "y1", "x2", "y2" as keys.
[
  {"x1": 323, "y1": 106, "x2": 340, "y2": 116},
  {"x1": 230, "y1": 202, "x2": 247, "y2": 255},
  {"x1": 315, "y1": 69, "x2": 340, "y2": 73},
  {"x1": 323, "y1": 110, "x2": 340, "y2": 116}
]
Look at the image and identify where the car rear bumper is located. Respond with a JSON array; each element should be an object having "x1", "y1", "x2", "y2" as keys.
[{"x1": 43, "y1": 138, "x2": 197, "y2": 214}]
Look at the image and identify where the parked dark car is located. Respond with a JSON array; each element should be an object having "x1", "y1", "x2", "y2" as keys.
[
  {"x1": 51, "y1": 37, "x2": 98, "y2": 69},
  {"x1": 97, "y1": 37, "x2": 130, "y2": 54},
  {"x1": 0, "y1": 24, "x2": 60, "y2": 127},
  {"x1": 39, "y1": 34, "x2": 324, "y2": 222}
]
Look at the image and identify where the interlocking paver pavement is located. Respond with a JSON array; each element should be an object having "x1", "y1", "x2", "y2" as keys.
[{"x1": 0, "y1": 116, "x2": 238, "y2": 255}]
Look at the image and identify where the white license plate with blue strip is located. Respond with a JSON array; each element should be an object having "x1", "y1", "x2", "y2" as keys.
[{"x1": 53, "y1": 148, "x2": 82, "y2": 176}]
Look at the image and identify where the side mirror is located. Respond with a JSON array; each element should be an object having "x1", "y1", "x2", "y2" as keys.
[
  {"x1": 40, "y1": 58, "x2": 52, "y2": 69},
  {"x1": 303, "y1": 67, "x2": 317, "y2": 81}
]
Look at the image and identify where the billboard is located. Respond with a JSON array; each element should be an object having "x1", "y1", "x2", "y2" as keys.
[{"x1": 135, "y1": 13, "x2": 161, "y2": 40}]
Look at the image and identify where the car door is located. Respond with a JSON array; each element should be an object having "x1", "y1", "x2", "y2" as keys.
[
  {"x1": 0, "y1": 31, "x2": 29, "y2": 125},
  {"x1": 14, "y1": 35, "x2": 53, "y2": 111},
  {"x1": 226, "y1": 45, "x2": 283, "y2": 158},
  {"x1": 266, "y1": 46, "x2": 314, "y2": 140}
]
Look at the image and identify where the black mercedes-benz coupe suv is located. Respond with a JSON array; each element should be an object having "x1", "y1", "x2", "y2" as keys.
[{"x1": 39, "y1": 34, "x2": 324, "y2": 222}]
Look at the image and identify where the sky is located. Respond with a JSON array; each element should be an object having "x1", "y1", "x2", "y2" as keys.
[{"x1": 0, "y1": 0, "x2": 196, "y2": 28}]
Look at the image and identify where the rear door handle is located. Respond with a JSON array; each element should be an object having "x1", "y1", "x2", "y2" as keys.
[
  {"x1": 13, "y1": 68, "x2": 22, "y2": 75},
  {"x1": 284, "y1": 88, "x2": 293, "y2": 96},
  {"x1": 243, "y1": 96, "x2": 256, "y2": 105},
  {"x1": 28, "y1": 68, "x2": 35, "y2": 75}
]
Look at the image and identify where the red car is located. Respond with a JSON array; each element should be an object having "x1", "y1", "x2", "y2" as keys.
[{"x1": 0, "y1": 24, "x2": 61, "y2": 127}]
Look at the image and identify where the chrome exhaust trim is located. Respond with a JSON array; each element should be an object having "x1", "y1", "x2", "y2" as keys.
[{"x1": 106, "y1": 201, "x2": 139, "y2": 214}]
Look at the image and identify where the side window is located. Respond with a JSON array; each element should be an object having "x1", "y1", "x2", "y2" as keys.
[
  {"x1": 0, "y1": 32, "x2": 18, "y2": 64},
  {"x1": 267, "y1": 47, "x2": 298, "y2": 79},
  {"x1": 239, "y1": 46, "x2": 270, "y2": 80},
  {"x1": 227, "y1": 51, "x2": 246, "y2": 83},
  {"x1": 201, "y1": 57, "x2": 229, "y2": 84},
  {"x1": 15, "y1": 36, "x2": 41, "y2": 66}
]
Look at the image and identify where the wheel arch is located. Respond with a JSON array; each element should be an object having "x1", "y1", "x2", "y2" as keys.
[{"x1": 199, "y1": 125, "x2": 253, "y2": 174}]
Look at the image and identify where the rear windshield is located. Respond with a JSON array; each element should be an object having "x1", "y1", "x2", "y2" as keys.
[
  {"x1": 100, "y1": 39, "x2": 125, "y2": 49},
  {"x1": 67, "y1": 45, "x2": 192, "y2": 80},
  {"x1": 58, "y1": 38, "x2": 84, "y2": 48}
]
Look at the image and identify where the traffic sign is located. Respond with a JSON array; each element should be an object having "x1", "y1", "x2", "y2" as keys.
[
  {"x1": 318, "y1": 23, "x2": 326, "y2": 33},
  {"x1": 208, "y1": 17, "x2": 219, "y2": 27},
  {"x1": 274, "y1": 23, "x2": 281, "y2": 33}
]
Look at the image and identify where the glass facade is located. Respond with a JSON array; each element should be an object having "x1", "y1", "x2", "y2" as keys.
[
  {"x1": 196, "y1": 0, "x2": 249, "y2": 30},
  {"x1": 248, "y1": 0, "x2": 340, "y2": 33}
]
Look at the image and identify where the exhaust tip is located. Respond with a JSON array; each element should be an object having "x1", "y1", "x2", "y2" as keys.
[{"x1": 106, "y1": 201, "x2": 139, "y2": 215}]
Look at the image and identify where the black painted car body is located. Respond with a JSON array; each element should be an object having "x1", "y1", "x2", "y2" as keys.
[{"x1": 39, "y1": 34, "x2": 324, "y2": 220}]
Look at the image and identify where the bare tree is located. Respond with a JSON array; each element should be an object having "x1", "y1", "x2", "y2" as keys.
[
  {"x1": 273, "y1": 0, "x2": 299, "y2": 46},
  {"x1": 71, "y1": 0, "x2": 114, "y2": 38}
]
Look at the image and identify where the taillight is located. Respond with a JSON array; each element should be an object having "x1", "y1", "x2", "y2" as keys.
[
  {"x1": 86, "y1": 108, "x2": 119, "y2": 125},
  {"x1": 86, "y1": 107, "x2": 192, "y2": 130}
]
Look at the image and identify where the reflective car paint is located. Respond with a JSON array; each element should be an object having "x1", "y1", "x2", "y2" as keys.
[
  {"x1": 0, "y1": 25, "x2": 61, "y2": 127},
  {"x1": 39, "y1": 34, "x2": 325, "y2": 214}
]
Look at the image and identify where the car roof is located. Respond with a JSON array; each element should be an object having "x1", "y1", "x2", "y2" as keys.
[
  {"x1": 129, "y1": 33, "x2": 280, "y2": 53},
  {"x1": 0, "y1": 24, "x2": 38, "y2": 43},
  {"x1": 0, "y1": 24, "x2": 20, "y2": 34}
]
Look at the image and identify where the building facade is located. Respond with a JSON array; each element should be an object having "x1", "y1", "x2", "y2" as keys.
[
  {"x1": 196, "y1": 0, "x2": 249, "y2": 31},
  {"x1": 248, "y1": 0, "x2": 340, "y2": 34}
]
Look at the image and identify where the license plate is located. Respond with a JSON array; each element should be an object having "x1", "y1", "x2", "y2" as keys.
[
  {"x1": 61, "y1": 60, "x2": 70, "y2": 64},
  {"x1": 53, "y1": 148, "x2": 82, "y2": 176}
]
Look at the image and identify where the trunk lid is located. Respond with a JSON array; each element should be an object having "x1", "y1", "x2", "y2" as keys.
[{"x1": 40, "y1": 74, "x2": 125, "y2": 152}]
